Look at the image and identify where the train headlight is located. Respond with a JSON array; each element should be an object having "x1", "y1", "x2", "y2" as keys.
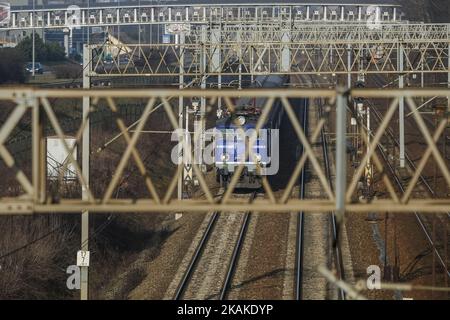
[
  {"x1": 236, "y1": 116, "x2": 246, "y2": 126},
  {"x1": 221, "y1": 153, "x2": 230, "y2": 162}
]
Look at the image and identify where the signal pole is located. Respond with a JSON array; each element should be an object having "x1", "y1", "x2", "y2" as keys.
[
  {"x1": 81, "y1": 45, "x2": 91, "y2": 300},
  {"x1": 32, "y1": 0, "x2": 35, "y2": 77},
  {"x1": 398, "y1": 42, "x2": 405, "y2": 168},
  {"x1": 178, "y1": 31, "x2": 184, "y2": 205}
]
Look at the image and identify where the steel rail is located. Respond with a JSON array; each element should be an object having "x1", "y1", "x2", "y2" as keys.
[
  {"x1": 362, "y1": 93, "x2": 450, "y2": 279},
  {"x1": 174, "y1": 191, "x2": 257, "y2": 300},
  {"x1": 372, "y1": 76, "x2": 450, "y2": 214},
  {"x1": 305, "y1": 71, "x2": 346, "y2": 300},
  {"x1": 365, "y1": 83, "x2": 449, "y2": 216},
  {"x1": 302, "y1": 71, "x2": 346, "y2": 299},
  {"x1": 374, "y1": 127, "x2": 450, "y2": 279},
  {"x1": 295, "y1": 97, "x2": 308, "y2": 300},
  {"x1": 371, "y1": 104, "x2": 436, "y2": 196},
  {"x1": 371, "y1": 76, "x2": 436, "y2": 196},
  {"x1": 219, "y1": 191, "x2": 257, "y2": 300},
  {"x1": 363, "y1": 76, "x2": 450, "y2": 218},
  {"x1": 318, "y1": 100, "x2": 346, "y2": 300},
  {"x1": 173, "y1": 210, "x2": 220, "y2": 300}
]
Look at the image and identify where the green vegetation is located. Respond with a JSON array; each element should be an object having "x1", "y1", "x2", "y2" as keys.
[
  {"x1": 0, "y1": 48, "x2": 26, "y2": 84},
  {"x1": 16, "y1": 34, "x2": 66, "y2": 62}
]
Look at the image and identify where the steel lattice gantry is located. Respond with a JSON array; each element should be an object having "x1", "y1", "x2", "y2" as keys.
[
  {"x1": 88, "y1": 23, "x2": 450, "y2": 77},
  {"x1": 1, "y1": 3, "x2": 401, "y2": 31},
  {"x1": 1, "y1": 87, "x2": 450, "y2": 215}
]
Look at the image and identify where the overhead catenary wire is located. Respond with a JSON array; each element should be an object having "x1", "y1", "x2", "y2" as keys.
[
  {"x1": 0, "y1": 223, "x2": 67, "y2": 261},
  {"x1": 5, "y1": 37, "x2": 110, "y2": 146},
  {"x1": 0, "y1": 152, "x2": 137, "y2": 262}
]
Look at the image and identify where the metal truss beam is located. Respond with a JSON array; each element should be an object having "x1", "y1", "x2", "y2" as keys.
[
  {"x1": 1, "y1": 200, "x2": 450, "y2": 215},
  {"x1": 1, "y1": 3, "x2": 401, "y2": 31},
  {"x1": 0, "y1": 87, "x2": 449, "y2": 215},
  {"x1": 89, "y1": 23, "x2": 450, "y2": 77},
  {"x1": 218, "y1": 23, "x2": 450, "y2": 43}
]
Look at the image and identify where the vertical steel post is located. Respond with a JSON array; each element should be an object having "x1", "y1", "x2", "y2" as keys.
[
  {"x1": 432, "y1": 216, "x2": 436, "y2": 298},
  {"x1": 178, "y1": 32, "x2": 185, "y2": 203},
  {"x1": 211, "y1": 26, "x2": 222, "y2": 114},
  {"x1": 32, "y1": 95, "x2": 39, "y2": 203},
  {"x1": 336, "y1": 88, "x2": 347, "y2": 223},
  {"x1": 64, "y1": 28, "x2": 70, "y2": 57},
  {"x1": 81, "y1": 44, "x2": 91, "y2": 300},
  {"x1": 281, "y1": 28, "x2": 290, "y2": 73},
  {"x1": 199, "y1": 25, "x2": 207, "y2": 167},
  {"x1": 87, "y1": 0, "x2": 91, "y2": 45},
  {"x1": 32, "y1": 95, "x2": 45, "y2": 203},
  {"x1": 366, "y1": 102, "x2": 373, "y2": 190},
  {"x1": 398, "y1": 42, "x2": 405, "y2": 168},
  {"x1": 32, "y1": 0, "x2": 35, "y2": 77},
  {"x1": 347, "y1": 44, "x2": 352, "y2": 89},
  {"x1": 218, "y1": 26, "x2": 222, "y2": 112},
  {"x1": 445, "y1": 220, "x2": 449, "y2": 295},
  {"x1": 448, "y1": 43, "x2": 450, "y2": 110},
  {"x1": 137, "y1": 0, "x2": 141, "y2": 58},
  {"x1": 237, "y1": 25, "x2": 242, "y2": 89}
]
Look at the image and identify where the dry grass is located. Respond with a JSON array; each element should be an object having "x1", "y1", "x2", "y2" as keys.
[
  {"x1": 0, "y1": 214, "x2": 79, "y2": 299},
  {"x1": 0, "y1": 100, "x2": 176, "y2": 299}
]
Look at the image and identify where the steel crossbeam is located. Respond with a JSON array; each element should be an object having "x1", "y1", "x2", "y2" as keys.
[{"x1": 0, "y1": 87, "x2": 449, "y2": 214}]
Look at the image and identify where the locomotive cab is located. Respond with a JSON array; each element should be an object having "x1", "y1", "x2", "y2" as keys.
[{"x1": 214, "y1": 75, "x2": 287, "y2": 189}]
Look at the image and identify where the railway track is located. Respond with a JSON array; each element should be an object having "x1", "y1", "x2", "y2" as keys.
[
  {"x1": 366, "y1": 98, "x2": 450, "y2": 279},
  {"x1": 319, "y1": 102, "x2": 346, "y2": 300},
  {"x1": 173, "y1": 192, "x2": 257, "y2": 300},
  {"x1": 361, "y1": 75, "x2": 449, "y2": 280},
  {"x1": 171, "y1": 97, "x2": 311, "y2": 300},
  {"x1": 166, "y1": 84, "x2": 348, "y2": 300},
  {"x1": 295, "y1": 74, "x2": 347, "y2": 300},
  {"x1": 295, "y1": 97, "x2": 307, "y2": 300}
]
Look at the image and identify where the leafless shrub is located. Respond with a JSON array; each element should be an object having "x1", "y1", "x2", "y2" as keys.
[
  {"x1": 53, "y1": 64, "x2": 82, "y2": 80},
  {"x1": 0, "y1": 97, "x2": 177, "y2": 299},
  {"x1": 0, "y1": 215, "x2": 78, "y2": 299}
]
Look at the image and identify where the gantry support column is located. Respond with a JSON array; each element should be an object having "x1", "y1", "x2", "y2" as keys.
[
  {"x1": 64, "y1": 28, "x2": 71, "y2": 57},
  {"x1": 398, "y1": 42, "x2": 405, "y2": 168},
  {"x1": 81, "y1": 44, "x2": 91, "y2": 300},
  {"x1": 448, "y1": 43, "x2": 450, "y2": 110},
  {"x1": 194, "y1": 25, "x2": 207, "y2": 172},
  {"x1": 211, "y1": 26, "x2": 222, "y2": 113},
  {"x1": 281, "y1": 28, "x2": 291, "y2": 73},
  {"x1": 336, "y1": 87, "x2": 347, "y2": 223},
  {"x1": 347, "y1": 44, "x2": 352, "y2": 89},
  {"x1": 178, "y1": 32, "x2": 185, "y2": 206},
  {"x1": 32, "y1": 94, "x2": 46, "y2": 204}
]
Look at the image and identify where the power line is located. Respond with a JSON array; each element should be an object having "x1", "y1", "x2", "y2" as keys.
[
  {"x1": 0, "y1": 223, "x2": 66, "y2": 261},
  {"x1": 6, "y1": 37, "x2": 109, "y2": 145}
]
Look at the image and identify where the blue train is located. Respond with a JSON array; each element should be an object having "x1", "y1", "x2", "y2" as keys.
[{"x1": 215, "y1": 75, "x2": 288, "y2": 189}]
